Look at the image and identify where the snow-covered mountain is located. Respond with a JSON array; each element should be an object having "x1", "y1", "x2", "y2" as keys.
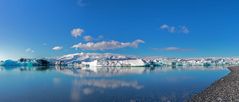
[
  {"x1": 56, "y1": 52, "x2": 145, "y2": 67},
  {"x1": 58, "y1": 52, "x2": 132, "y2": 61}
]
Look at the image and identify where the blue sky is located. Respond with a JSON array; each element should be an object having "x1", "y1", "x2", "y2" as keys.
[{"x1": 0, "y1": 0, "x2": 239, "y2": 60}]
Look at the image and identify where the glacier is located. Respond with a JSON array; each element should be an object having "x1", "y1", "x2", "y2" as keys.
[{"x1": 1, "y1": 52, "x2": 239, "y2": 67}]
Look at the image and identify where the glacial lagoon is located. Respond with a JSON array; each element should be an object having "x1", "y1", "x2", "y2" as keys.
[{"x1": 0, "y1": 66, "x2": 229, "y2": 102}]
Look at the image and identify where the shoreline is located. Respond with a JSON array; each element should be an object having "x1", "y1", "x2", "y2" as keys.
[{"x1": 190, "y1": 66, "x2": 239, "y2": 102}]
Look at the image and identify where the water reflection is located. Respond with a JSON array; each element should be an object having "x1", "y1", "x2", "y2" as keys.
[
  {"x1": 55, "y1": 66, "x2": 226, "y2": 77},
  {"x1": 70, "y1": 79, "x2": 144, "y2": 102},
  {"x1": 55, "y1": 66, "x2": 147, "y2": 77},
  {"x1": 54, "y1": 66, "x2": 227, "y2": 102},
  {"x1": 0, "y1": 66, "x2": 226, "y2": 73},
  {"x1": 0, "y1": 66, "x2": 229, "y2": 102},
  {"x1": 75, "y1": 79, "x2": 143, "y2": 89},
  {"x1": 0, "y1": 66, "x2": 53, "y2": 72}
]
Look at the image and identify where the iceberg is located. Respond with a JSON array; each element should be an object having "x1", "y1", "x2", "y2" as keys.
[{"x1": 0, "y1": 60, "x2": 20, "y2": 66}]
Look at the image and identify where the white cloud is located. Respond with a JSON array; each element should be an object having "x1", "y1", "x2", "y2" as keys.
[
  {"x1": 83, "y1": 35, "x2": 93, "y2": 42},
  {"x1": 160, "y1": 24, "x2": 176, "y2": 33},
  {"x1": 72, "y1": 39, "x2": 144, "y2": 50},
  {"x1": 160, "y1": 24, "x2": 189, "y2": 34},
  {"x1": 52, "y1": 46, "x2": 63, "y2": 51},
  {"x1": 83, "y1": 35, "x2": 104, "y2": 42},
  {"x1": 25, "y1": 48, "x2": 34, "y2": 53},
  {"x1": 153, "y1": 47, "x2": 193, "y2": 52},
  {"x1": 71, "y1": 28, "x2": 84, "y2": 38}
]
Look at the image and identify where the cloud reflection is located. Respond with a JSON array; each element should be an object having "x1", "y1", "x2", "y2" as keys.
[
  {"x1": 53, "y1": 77, "x2": 61, "y2": 85},
  {"x1": 55, "y1": 66, "x2": 227, "y2": 78},
  {"x1": 71, "y1": 86, "x2": 80, "y2": 102},
  {"x1": 75, "y1": 79, "x2": 143, "y2": 90},
  {"x1": 70, "y1": 78, "x2": 143, "y2": 102},
  {"x1": 82, "y1": 88, "x2": 94, "y2": 95},
  {"x1": 55, "y1": 66, "x2": 147, "y2": 77}
]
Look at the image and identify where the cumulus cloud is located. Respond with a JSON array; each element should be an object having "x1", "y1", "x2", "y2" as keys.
[
  {"x1": 160, "y1": 24, "x2": 189, "y2": 34},
  {"x1": 83, "y1": 35, "x2": 93, "y2": 42},
  {"x1": 153, "y1": 47, "x2": 193, "y2": 52},
  {"x1": 52, "y1": 46, "x2": 63, "y2": 51},
  {"x1": 25, "y1": 48, "x2": 34, "y2": 53},
  {"x1": 71, "y1": 28, "x2": 84, "y2": 38},
  {"x1": 72, "y1": 39, "x2": 144, "y2": 50}
]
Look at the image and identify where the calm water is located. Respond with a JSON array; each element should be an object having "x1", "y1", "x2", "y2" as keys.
[{"x1": 0, "y1": 66, "x2": 229, "y2": 102}]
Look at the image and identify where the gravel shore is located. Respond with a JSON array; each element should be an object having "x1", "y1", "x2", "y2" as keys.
[{"x1": 190, "y1": 67, "x2": 239, "y2": 102}]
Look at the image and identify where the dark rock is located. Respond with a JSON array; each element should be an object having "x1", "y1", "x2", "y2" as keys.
[{"x1": 36, "y1": 59, "x2": 50, "y2": 66}]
